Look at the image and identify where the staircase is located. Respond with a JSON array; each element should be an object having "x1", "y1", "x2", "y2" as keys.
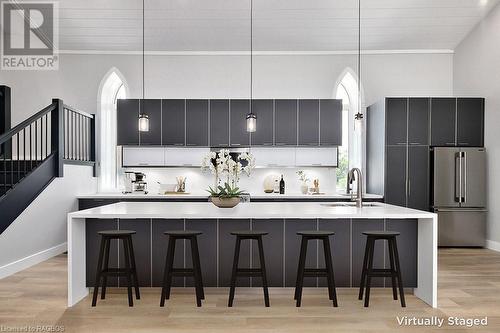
[{"x1": 0, "y1": 99, "x2": 95, "y2": 234}]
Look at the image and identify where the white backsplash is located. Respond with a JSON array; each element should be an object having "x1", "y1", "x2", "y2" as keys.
[{"x1": 119, "y1": 167, "x2": 338, "y2": 195}]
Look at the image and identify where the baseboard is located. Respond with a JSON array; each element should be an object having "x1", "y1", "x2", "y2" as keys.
[
  {"x1": 0, "y1": 242, "x2": 67, "y2": 279},
  {"x1": 486, "y1": 240, "x2": 500, "y2": 252}
]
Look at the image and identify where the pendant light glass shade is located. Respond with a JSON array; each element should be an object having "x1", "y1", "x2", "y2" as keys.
[
  {"x1": 138, "y1": 113, "x2": 149, "y2": 132},
  {"x1": 246, "y1": 112, "x2": 257, "y2": 132}
]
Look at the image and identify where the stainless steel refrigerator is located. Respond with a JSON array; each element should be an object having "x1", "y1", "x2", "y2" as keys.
[{"x1": 432, "y1": 147, "x2": 487, "y2": 247}]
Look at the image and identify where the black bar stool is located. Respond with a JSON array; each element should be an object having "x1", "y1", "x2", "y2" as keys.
[
  {"x1": 358, "y1": 231, "x2": 406, "y2": 307},
  {"x1": 228, "y1": 230, "x2": 270, "y2": 307},
  {"x1": 160, "y1": 230, "x2": 205, "y2": 307},
  {"x1": 92, "y1": 230, "x2": 140, "y2": 307},
  {"x1": 294, "y1": 231, "x2": 338, "y2": 307}
]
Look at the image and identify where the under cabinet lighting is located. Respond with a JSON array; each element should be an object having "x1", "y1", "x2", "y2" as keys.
[{"x1": 138, "y1": 113, "x2": 149, "y2": 132}]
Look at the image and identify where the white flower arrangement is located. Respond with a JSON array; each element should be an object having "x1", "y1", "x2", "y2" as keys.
[{"x1": 201, "y1": 149, "x2": 255, "y2": 196}]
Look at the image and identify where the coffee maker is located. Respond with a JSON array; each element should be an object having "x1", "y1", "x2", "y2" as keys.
[{"x1": 124, "y1": 172, "x2": 148, "y2": 194}]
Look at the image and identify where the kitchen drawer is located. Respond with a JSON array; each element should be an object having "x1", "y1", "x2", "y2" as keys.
[
  {"x1": 164, "y1": 147, "x2": 209, "y2": 167},
  {"x1": 122, "y1": 147, "x2": 165, "y2": 166},
  {"x1": 295, "y1": 147, "x2": 338, "y2": 167}
]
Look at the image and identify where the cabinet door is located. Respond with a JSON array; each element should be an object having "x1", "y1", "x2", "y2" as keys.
[
  {"x1": 186, "y1": 100, "x2": 209, "y2": 146},
  {"x1": 385, "y1": 146, "x2": 407, "y2": 207},
  {"x1": 430, "y1": 98, "x2": 456, "y2": 146},
  {"x1": 385, "y1": 98, "x2": 407, "y2": 146},
  {"x1": 229, "y1": 99, "x2": 250, "y2": 146},
  {"x1": 122, "y1": 147, "x2": 165, "y2": 166},
  {"x1": 275, "y1": 99, "x2": 297, "y2": 146},
  {"x1": 352, "y1": 219, "x2": 385, "y2": 287},
  {"x1": 457, "y1": 98, "x2": 484, "y2": 147},
  {"x1": 185, "y1": 219, "x2": 218, "y2": 287},
  {"x1": 320, "y1": 99, "x2": 342, "y2": 146},
  {"x1": 117, "y1": 99, "x2": 139, "y2": 145},
  {"x1": 298, "y1": 99, "x2": 319, "y2": 146},
  {"x1": 210, "y1": 100, "x2": 229, "y2": 147},
  {"x1": 408, "y1": 98, "x2": 429, "y2": 145},
  {"x1": 408, "y1": 145, "x2": 429, "y2": 211},
  {"x1": 139, "y1": 99, "x2": 161, "y2": 145},
  {"x1": 162, "y1": 99, "x2": 185, "y2": 146},
  {"x1": 251, "y1": 99, "x2": 273, "y2": 146}
]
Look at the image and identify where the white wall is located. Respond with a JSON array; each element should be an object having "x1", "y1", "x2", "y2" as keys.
[
  {"x1": 454, "y1": 2, "x2": 500, "y2": 244},
  {"x1": 0, "y1": 165, "x2": 96, "y2": 278},
  {"x1": 1, "y1": 52, "x2": 453, "y2": 126}
]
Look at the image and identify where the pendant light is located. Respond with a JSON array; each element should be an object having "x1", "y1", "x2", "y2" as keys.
[
  {"x1": 354, "y1": 0, "x2": 363, "y2": 132},
  {"x1": 246, "y1": 0, "x2": 257, "y2": 133},
  {"x1": 138, "y1": 0, "x2": 149, "y2": 132}
]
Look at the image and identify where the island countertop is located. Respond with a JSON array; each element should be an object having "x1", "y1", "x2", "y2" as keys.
[
  {"x1": 67, "y1": 201, "x2": 437, "y2": 309},
  {"x1": 70, "y1": 201, "x2": 431, "y2": 220}
]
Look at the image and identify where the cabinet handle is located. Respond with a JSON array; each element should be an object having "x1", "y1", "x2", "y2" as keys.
[
  {"x1": 397, "y1": 142, "x2": 406, "y2": 145},
  {"x1": 218, "y1": 144, "x2": 228, "y2": 146},
  {"x1": 186, "y1": 143, "x2": 197, "y2": 146},
  {"x1": 409, "y1": 142, "x2": 421, "y2": 145},
  {"x1": 275, "y1": 143, "x2": 287, "y2": 146},
  {"x1": 183, "y1": 164, "x2": 193, "y2": 167},
  {"x1": 459, "y1": 142, "x2": 470, "y2": 146},
  {"x1": 263, "y1": 143, "x2": 273, "y2": 146},
  {"x1": 231, "y1": 144, "x2": 241, "y2": 146},
  {"x1": 312, "y1": 163, "x2": 323, "y2": 166},
  {"x1": 174, "y1": 143, "x2": 184, "y2": 146}
]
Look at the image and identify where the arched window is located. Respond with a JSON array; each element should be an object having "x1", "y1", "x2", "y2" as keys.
[
  {"x1": 334, "y1": 69, "x2": 363, "y2": 190},
  {"x1": 98, "y1": 69, "x2": 128, "y2": 191}
]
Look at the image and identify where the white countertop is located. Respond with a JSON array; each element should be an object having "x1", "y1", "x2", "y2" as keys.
[
  {"x1": 69, "y1": 201, "x2": 434, "y2": 220},
  {"x1": 77, "y1": 192, "x2": 384, "y2": 200}
]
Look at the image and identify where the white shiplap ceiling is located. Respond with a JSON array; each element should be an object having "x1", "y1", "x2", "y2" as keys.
[{"x1": 57, "y1": 0, "x2": 500, "y2": 52}]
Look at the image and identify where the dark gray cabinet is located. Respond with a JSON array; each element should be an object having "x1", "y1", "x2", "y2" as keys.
[
  {"x1": 385, "y1": 98, "x2": 408, "y2": 146},
  {"x1": 229, "y1": 99, "x2": 250, "y2": 146},
  {"x1": 186, "y1": 100, "x2": 209, "y2": 146},
  {"x1": 408, "y1": 98, "x2": 429, "y2": 145},
  {"x1": 298, "y1": 99, "x2": 319, "y2": 145},
  {"x1": 318, "y1": 219, "x2": 350, "y2": 287},
  {"x1": 209, "y1": 100, "x2": 229, "y2": 147},
  {"x1": 151, "y1": 219, "x2": 184, "y2": 287},
  {"x1": 408, "y1": 145, "x2": 429, "y2": 211},
  {"x1": 284, "y1": 219, "x2": 317, "y2": 287},
  {"x1": 457, "y1": 98, "x2": 484, "y2": 147},
  {"x1": 185, "y1": 219, "x2": 218, "y2": 287},
  {"x1": 219, "y1": 219, "x2": 251, "y2": 287},
  {"x1": 386, "y1": 219, "x2": 417, "y2": 287},
  {"x1": 117, "y1": 99, "x2": 139, "y2": 145},
  {"x1": 162, "y1": 99, "x2": 185, "y2": 146},
  {"x1": 385, "y1": 146, "x2": 407, "y2": 207},
  {"x1": 320, "y1": 99, "x2": 343, "y2": 146},
  {"x1": 275, "y1": 99, "x2": 297, "y2": 146},
  {"x1": 118, "y1": 98, "x2": 343, "y2": 148},
  {"x1": 430, "y1": 98, "x2": 456, "y2": 146},
  {"x1": 251, "y1": 219, "x2": 284, "y2": 287},
  {"x1": 139, "y1": 99, "x2": 161, "y2": 145},
  {"x1": 86, "y1": 219, "x2": 118, "y2": 287},
  {"x1": 251, "y1": 100, "x2": 274, "y2": 146},
  {"x1": 118, "y1": 219, "x2": 151, "y2": 287}
]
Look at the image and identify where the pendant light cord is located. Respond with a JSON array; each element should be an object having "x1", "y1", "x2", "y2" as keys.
[
  {"x1": 357, "y1": 0, "x2": 362, "y2": 117},
  {"x1": 250, "y1": 0, "x2": 253, "y2": 103},
  {"x1": 142, "y1": 0, "x2": 145, "y2": 100}
]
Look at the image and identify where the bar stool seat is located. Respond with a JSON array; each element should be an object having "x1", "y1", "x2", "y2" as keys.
[
  {"x1": 294, "y1": 230, "x2": 338, "y2": 307},
  {"x1": 160, "y1": 230, "x2": 205, "y2": 307},
  {"x1": 358, "y1": 231, "x2": 405, "y2": 307},
  {"x1": 92, "y1": 230, "x2": 140, "y2": 307},
  {"x1": 228, "y1": 230, "x2": 270, "y2": 307}
]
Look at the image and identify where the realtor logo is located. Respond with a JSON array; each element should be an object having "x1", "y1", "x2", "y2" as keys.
[{"x1": 1, "y1": 1, "x2": 59, "y2": 70}]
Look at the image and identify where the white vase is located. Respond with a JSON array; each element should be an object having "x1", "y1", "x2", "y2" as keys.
[{"x1": 300, "y1": 184, "x2": 309, "y2": 194}]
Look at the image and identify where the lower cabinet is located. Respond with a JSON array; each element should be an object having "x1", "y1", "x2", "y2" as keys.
[{"x1": 85, "y1": 218, "x2": 418, "y2": 288}]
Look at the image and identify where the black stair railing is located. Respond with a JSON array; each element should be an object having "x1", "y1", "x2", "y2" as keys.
[{"x1": 0, "y1": 98, "x2": 95, "y2": 199}]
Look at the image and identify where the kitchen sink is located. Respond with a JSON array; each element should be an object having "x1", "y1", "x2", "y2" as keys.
[{"x1": 321, "y1": 202, "x2": 379, "y2": 208}]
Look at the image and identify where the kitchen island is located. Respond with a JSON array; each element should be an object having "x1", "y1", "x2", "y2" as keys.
[{"x1": 67, "y1": 202, "x2": 437, "y2": 307}]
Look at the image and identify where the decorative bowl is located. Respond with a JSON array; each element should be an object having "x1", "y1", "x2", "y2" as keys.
[{"x1": 210, "y1": 196, "x2": 241, "y2": 208}]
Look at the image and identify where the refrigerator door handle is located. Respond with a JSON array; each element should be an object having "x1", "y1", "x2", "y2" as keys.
[
  {"x1": 454, "y1": 152, "x2": 461, "y2": 203},
  {"x1": 463, "y1": 151, "x2": 467, "y2": 204}
]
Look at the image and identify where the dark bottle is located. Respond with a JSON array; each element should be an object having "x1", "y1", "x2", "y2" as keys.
[{"x1": 279, "y1": 175, "x2": 285, "y2": 194}]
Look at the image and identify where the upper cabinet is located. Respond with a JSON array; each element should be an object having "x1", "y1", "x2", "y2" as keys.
[
  {"x1": 162, "y1": 99, "x2": 185, "y2": 146},
  {"x1": 298, "y1": 99, "x2": 319, "y2": 146},
  {"x1": 229, "y1": 99, "x2": 250, "y2": 147},
  {"x1": 430, "y1": 98, "x2": 456, "y2": 146},
  {"x1": 117, "y1": 99, "x2": 140, "y2": 145},
  {"x1": 457, "y1": 98, "x2": 484, "y2": 147},
  {"x1": 430, "y1": 97, "x2": 484, "y2": 147},
  {"x1": 385, "y1": 98, "x2": 408, "y2": 146},
  {"x1": 319, "y1": 99, "x2": 342, "y2": 146},
  {"x1": 275, "y1": 99, "x2": 298, "y2": 146},
  {"x1": 186, "y1": 100, "x2": 209, "y2": 147},
  {"x1": 408, "y1": 98, "x2": 429, "y2": 146},
  {"x1": 117, "y1": 98, "x2": 343, "y2": 148},
  {"x1": 251, "y1": 99, "x2": 273, "y2": 146},
  {"x1": 210, "y1": 100, "x2": 230, "y2": 147},
  {"x1": 139, "y1": 99, "x2": 161, "y2": 145}
]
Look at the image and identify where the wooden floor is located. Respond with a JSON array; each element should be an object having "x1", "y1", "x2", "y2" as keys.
[{"x1": 1, "y1": 249, "x2": 500, "y2": 332}]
